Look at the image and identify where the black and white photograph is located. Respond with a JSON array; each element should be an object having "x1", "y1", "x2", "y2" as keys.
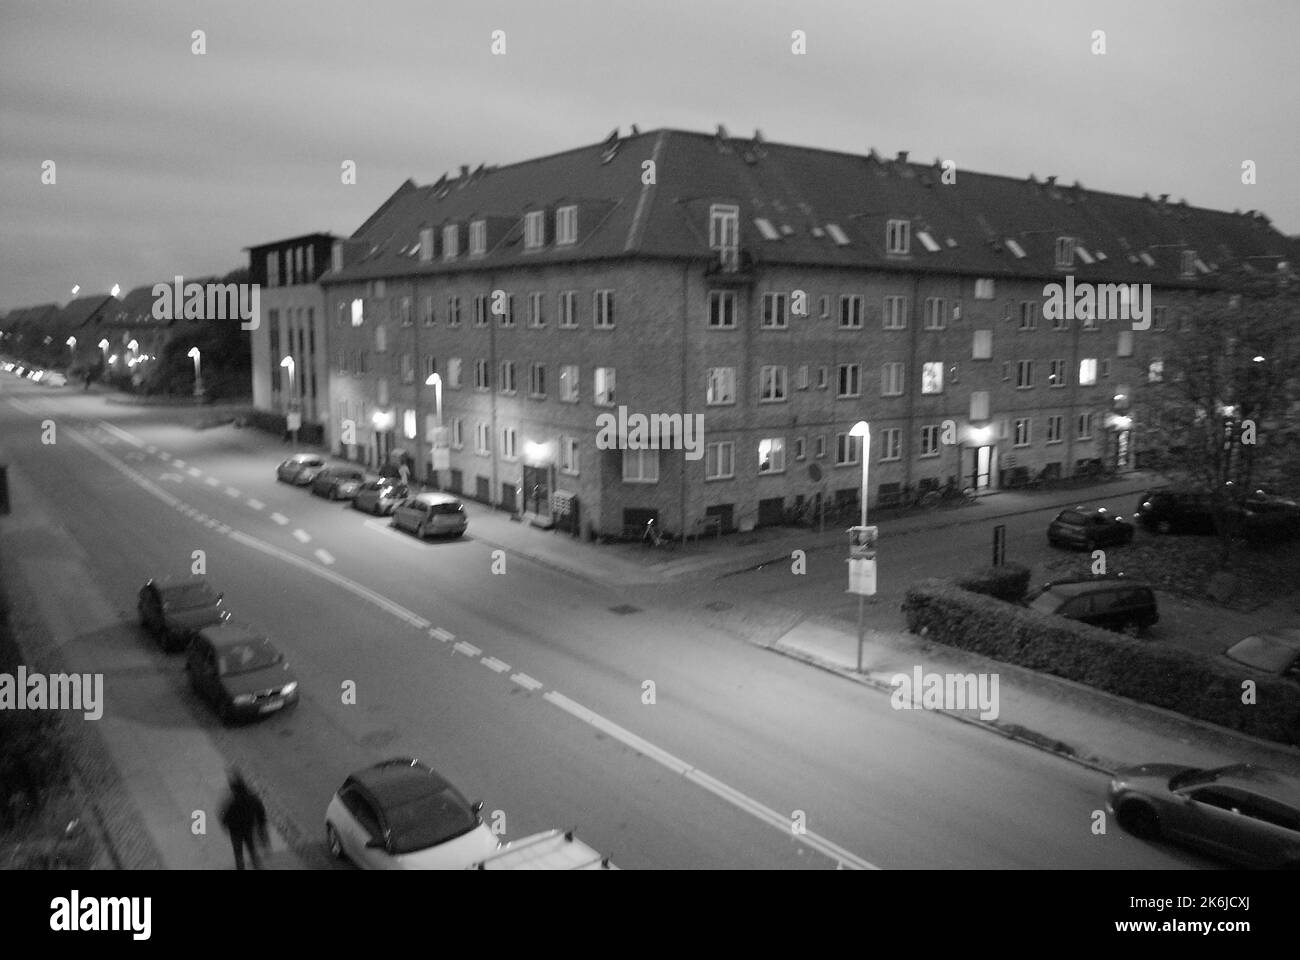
[{"x1": 1, "y1": 0, "x2": 1298, "y2": 938}]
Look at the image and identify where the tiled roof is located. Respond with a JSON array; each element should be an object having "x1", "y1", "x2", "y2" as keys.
[
  {"x1": 55, "y1": 294, "x2": 119, "y2": 331},
  {"x1": 325, "y1": 128, "x2": 1294, "y2": 289}
]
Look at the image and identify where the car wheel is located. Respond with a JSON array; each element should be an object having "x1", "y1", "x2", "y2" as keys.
[
  {"x1": 1116, "y1": 800, "x2": 1160, "y2": 839},
  {"x1": 416, "y1": 522, "x2": 427, "y2": 539},
  {"x1": 327, "y1": 823, "x2": 346, "y2": 861}
]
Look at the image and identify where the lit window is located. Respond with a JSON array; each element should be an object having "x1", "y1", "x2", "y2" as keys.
[
  {"x1": 350, "y1": 299, "x2": 364, "y2": 327},
  {"x1": 594, "y1": 367, "x2": 616, "y2": 406},
  {"x1": 757, "y1": 438, "x2": 786, "y2": 474},
  {"x1": 974, "y1": 278, "x2": 995, "y2": 300},
  {"x1": 921, "y1": 362, "x2": 943, "y2": 394},
  {"x1": 1079, "y1": 358, "x2": 1097, "y2": 385},
  {"x1": 707, "y1": 367, "x2": 736, "y2": 405},
  {"x1": 972, "y1": 330, "x2": 993, "y2": 359}
]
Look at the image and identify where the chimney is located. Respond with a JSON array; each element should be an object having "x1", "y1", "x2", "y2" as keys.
[
  {"x1": 896, "y1": 150, "x2": 909, "y2": 164},
  {"x1": 630, "y1": 123, "x2": 640, "y2": 135},
  {"x1": 1045, "y1": 175, "x2": 1057, "y2": 187},
  {"x1": 1159, "y1": 193, "x2": 1169, "y2": 204},
  {"x1": 460, "y1": 165, "x2": 469, "y2": 179}
]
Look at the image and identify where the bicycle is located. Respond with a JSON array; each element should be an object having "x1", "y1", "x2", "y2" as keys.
[
  {"x1": 920, "y1": 481, "x2": 978, "y2": 509},
  {"x1": 641, "y1": 518, "x2": 676, "y2": 549}
]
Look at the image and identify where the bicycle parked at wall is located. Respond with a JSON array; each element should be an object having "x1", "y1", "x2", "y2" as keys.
[
  {"x1": 920, "y1": 478, "x2": 978, "y2": 509},
  {"x1": 641, "y1": 518, "x2": 676, "y2": 549}
]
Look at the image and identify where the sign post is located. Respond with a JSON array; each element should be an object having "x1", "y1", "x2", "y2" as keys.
[{"x1": 847, "y1": 525, "x2": 878, "y2": 672}]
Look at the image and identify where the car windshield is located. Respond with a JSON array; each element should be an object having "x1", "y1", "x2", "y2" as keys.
[
  {"x1": 163, "y1": 583, "x2": 218, "y2": 608},
  {"x1": 217, "y1": 640, "x2": 282, "y2": 676},
  {"x1": 1028, "y1": 591, "x2": 1063, "y2": 614},
  {"x1": 1057, "y1": 511, "x2": 1086, "y2": 524},
  {"x1": 430, "y1": 502, "x2": 464, "y2": 515},
  {"x1": 386, "y1": 786, "x2": 478, "y2": 853},
  {"x1": 1168, "y1": 767, "x2": 1223, "y2": 791}
]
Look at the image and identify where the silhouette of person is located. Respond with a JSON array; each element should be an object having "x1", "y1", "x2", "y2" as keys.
[{"x1": 219, "y1": 770, "x2": 269, "y2": 870}]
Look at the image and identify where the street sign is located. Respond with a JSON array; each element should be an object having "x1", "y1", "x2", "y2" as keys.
[
  {"x1": 848, "y1": 557, "x2": 877, "y2": 595},
  {"x1": 286, "y1": 412, "x2": 302, "y2": 431},
  {"x1": 847, "y1": 525, "x2": 878, "y2": 559}
]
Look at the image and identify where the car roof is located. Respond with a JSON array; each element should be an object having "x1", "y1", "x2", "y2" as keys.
[
  {"x1": 289, "y1": 453, "x2": 323, "y2": 463},
  {"x1": 347, "y1": 758, "x2": 454, "y2": 808},
  {"x1": 1224, "y1": 631, "x2": 1300, "y2": 672},
  {"x1": 411, "y1": 492, "x2": 461, "y2": 505},
  {"x1": 194, "y1": 622, "x2": 272, "y2": 649},
  {"x1": 151, "y1": 575, "x2": 216, "y2": 593},
  {"x1": 1203, "y1": 764, "x2": 1300, "y2": 808},
  {"x1": 1040, "y1": 579, "x2": 1149, "y2": 597}
]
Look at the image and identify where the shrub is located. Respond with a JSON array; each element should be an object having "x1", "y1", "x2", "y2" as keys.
[
  {"x1": 956, "y1": 562, "x2": 1031, "y2": 603},
  {"x1": 0, "y1": 711, "x2": 68, "y2": 829}
]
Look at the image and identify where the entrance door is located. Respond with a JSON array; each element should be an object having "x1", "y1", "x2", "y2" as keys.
[
  {"x1": 522, "y1": 464, "x2": 550, "y2": 517},
  {"x1": 972, "y1": 445, "x2": 993, "y2": 490},
  {"x1": 1115, "y1": 430, "x2": 1131, "y2": 470}
]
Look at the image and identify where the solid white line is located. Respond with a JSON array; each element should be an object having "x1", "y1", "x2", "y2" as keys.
[
  {"x1": 511, "y1": 673, "x2": 543, "y2": 691},
  {"x1": 314, "y1": 549, "x2": 335, "y2": 565},
  {"x1": 270, "y1": 513, "x2": 288, "y2": 525},
  {"x1": 247, "y1": 499, "x2": 264, "y2": 511},
  {"x1": 541, "y1": 691, "x2": 879, "y2": 870},
  {"x1": 292, "y1": 529, "x2": 311, "y2": 543},
  {"x1": 429, "y1": 628, "x2": 454, "y2": 643},
  {"x1": 97, "y1": 421, "x2": 144, "y2": 446},
  {"x1": 225, "y1": 486, "x2": 240, "y2": 498},
  {"x1": 453, "y1": 641, "x2": 482, "y2": 658},
  {"x1": 481, "y1": 657, "x2": 510, "y2": 673}
]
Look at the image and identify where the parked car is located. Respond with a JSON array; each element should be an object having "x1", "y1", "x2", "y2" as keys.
[
  {"x1": 391, "y1": 492, "x2": 468, "y2": 539},
  {"x1": 311, "y1": 466, "x2": 369, "y2": 501},
  {"x1": 1242, "y1": 491, "x2": 1300, "y2": 542},
  {"x1": 352, "y1": 479, "x2": 409, "y2": 516},
  {"x1": 1135, "y1": 488, "x2": 1239, "y2": 535},
  {"x1": 137, "y1": 575, "x2": 230, "y2": 652},
  {"x1": 324, "y1": 758, "x2": 499, "y2": 869},
  {"x1": 276, "y1": 453, "x2": 326, "y2": 485},
  {"x1": 1047, "y1": 507, "x2": 1134, "y2": 550},
  {"x1": 1024, "y1": 575, "x2": 1158, "y2": 636},
  {"x1": 184, "y1": 623, "x2": 299, "y2": 724},
  {"x1": 1107, "y1": 762, "x2": 1300, "y2": 868},
  {"x1": 1222, "y1": 628, "x2": 1300, "y2": 683}
]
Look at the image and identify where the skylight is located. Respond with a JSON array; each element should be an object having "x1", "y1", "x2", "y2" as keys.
[
  {"x1": 917, "y1": 231, "x2": 941, "y2": 253},
  {"x1": 1195, "y1": 258, "x2": 1211, "y2": 274},
  {"x1": 754, "y1": 218, "x2": 781, "y2": 240},
  {"x1": 1005, "y1": 239, "x2": 1026, "y2": 259},
  {"x1": 811, "y1": 226, "x2": 825, "y2": 238},
  {"x1": 1094, "y1": 250, "x2": 1107, "y2": 261},
  {"x1": 1074, "y1": 245, "x2": 1095, "y2": 265},
  {"x1": 1139, "y1": 251, "x2": 1156, "y2": 267},
  {"x1": 825, "y1": 223, "x2": 850, "y2": 245}
]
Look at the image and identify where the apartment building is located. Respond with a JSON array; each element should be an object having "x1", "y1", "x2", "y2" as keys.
[{"x1": 310, "y1": 127, "x2": 1295, "y2": 539}]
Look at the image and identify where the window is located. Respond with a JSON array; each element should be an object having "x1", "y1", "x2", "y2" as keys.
[
  {"x1": 351, "y1": 298, "x2": 364, "y2": 327},
  {"x1": 450, "y1": 418, "x2": 464, "y2": 449},
  {"x1": 815, "y1": 435, "x2": 827, "y2": 459},
  {"x1": 374, "y1": 324, "x2": 387, "y2": 353},
  {"x1": 1046, "y1": 415, "x2": 1063, "y2": 444},
  {"x1": 1048, "y1": 359, "x2": 1067, "y2": 387},
  {"x1": 1055, "y1": 237, "x2": 1074, "y2": 268},
  {"x1": 923, "y1": 298, "x2": 946, "y2": 330},
  {"x1": 559, "y1": 364, "x2": 579, "y2": 402},
  {"x1": 1079, "y1": 358, "x2": 1098, "y2": 385},
  {"x1": 819, "y1": 296, "x2": 830, "y2": 318},
  {"x1": 1117, "y1": 330, "x2": 1134, "y2": 357},
  {"x1": 623, "y1": 449, "x2": 659, "y2": 483},
  {"x1": 398, "y1": 297, "x2": 412, "y2": 326},
  {"x1": 526, "y1": 362, "x2": 545, "y2": 398},
  {"x1": 796, "y1": 365, "x2": 809, "y2": 390},
  {"x1": 761, "y1": 292, "x2": 788, "y2": 329},
  {"x1": 881, "y1": 362, "x2": 904, "y2": 396},
  {"x1": 816, "y1": 366, "x2": 829, "y2": 389},
  {"x1": 498, "y1": 361, "x2": 516, "y2": 394},
  {"x1": 594, "y1": 367, "x2": 615, "y2": 406},
  {"x1": 266, "y1": 251, "x2": 280, "y2": 287},
  {"x1": 837, "y1": 364, "x2": 861, "y2": 398},
  {"x1": 757, "y1": 438, "x2": 786, "y2": 474},
  {"x1": 474, "y1": 359, "x2": 489, "y2": 390},
  {"x1": 473, "y1": 295, "x2": 487, "y2": 327},
  {"x1": 442, "y1": 224, "x2": 459, "y2": 260},
  {"x1": 1148, "y1": 359, "x2": 1164, "y2": 383},
  {"x1": 422, "y1": 355, "x2": 436, "y2": 380},
  {"x1": 838, "y1": 295, "x2": 864, "y2": 329},
  {"x1": 972, "y1": 330, "x2": 993, "y2": 359},
  {"x1": 500, "y1": 426, "x2": 518, "y2": 460},
  {"x1": 375, "y1": 376, "x2": 386, "y2": 404},
  {"x1": 358, "y1": 351, "x2": 370, "y2": 375},
  {"x1": 921, "y1": 362, "x2": 943, "y2": 394},
  {"x1": 794, "y1": 437, "x2": 806, "y2": 460},
  {"x1": 469, "y1": 220, "x2": 487, "y2": 256},
  {"x1": 883, "y1": 296, "x2": 907, "y2": 330},
  {"x1": 524, "y1": 211, "x2": 545, "y2": 250},
  {"x1": 1052, "y1": 307, "x2": 1069, "y2": 331},
  {"x1": 1082, "y1": 309, "x2": 1099, "y2": 331},
  {"x1": 336, "y1": 300, "x2": 347, "y2": 327},
  {"x1": 1014, "y1": 418, "x2": 1031, "y2": 447},
  {"x1": 558, "y1": 291, "x2": 577, "y2": 328},
  {"x1": 705, "y1": 441, "x2": 735, "y2": 480},
  {"x1": 880, "y1": 428, "x2": 901, "y2": 461},
  {"x1": 1101, "y1": 359, "x2": 1111, "y2": 378},
  {"x1": 419, "y1": 227, "x2": 434, "y2": 261},
  {"x1": 708, "y1": 290, "x2": 736, "y2": 328},
  {"x1": 528, "y1": 292, "x2": 544, "y2": 327},
  {"x1": 974, "y1": 278, "x2": 995, "y2": 300},
  {"x1": 447, "y1": 296, "x2": 462, "y2": 327},
  {"x1": 400, "y1": 353, "x2": 414, "y2": 383},
  {"x1": 498, "y1": 293, "x2": 515, "y2": 327},
  {"x1": 886, "y1": 219, "x2": 911, "y2": 254},
  {"x1": 475, "y1": 422, "x2": 490, "y2": 455},
  {"x1": 706, "y1": 367, "x2": 736, "y2": 405},
  {"x1": 1019, "y1": 301, "x2": 1039, "y2": 331},
  {"x1": 709, "y1": 204, "x2": 739, "y2": 250},
  {"x1": 835, "y1": 433, "x2": 861, "y2": 465},
  {"x1": 403, "y1": 409, "x2": 417, "y2": 440},
  {"x1": 556, "y1": 205, "x2": 578, "y2": 245},
  {"x1": 1077, "y1": 412, "x2": 1093, "y2": 439},
  {"x1": 560, "y1": 436, "x2": 579, "y2": 475},
  {"x1": 970, "y1": 391, "x2": 989, "y2": 421},
  {"x1": 920, "y1": 424, "x2": 941, "y2": 457},
  {"x1": 1016, "y1": 360, "x2": 1034, "y2": 389},
  {"x1": 448, "y1": 357, "x2": 462, "y2": 388},
  {"x1": 1153, "y1": 306, "x2": 1168, "y2": 331},
  {"x1": 1181, "y1": 250, "x2": 1196, "y2": 278},
  {"x1": 420, "y1": 295, "x2": 435, "y2": 326},
  {"x1": 593, "y1": 290, "x2": 614, "y2": 328},
  {"x1": 759, "y1": 365, "x2": 787, "y2": 402}
]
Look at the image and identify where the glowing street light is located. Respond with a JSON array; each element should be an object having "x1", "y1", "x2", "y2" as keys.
[
  {"x1": 280, "y1": 356, "x2": 298, "y2": 445},
  {"x1": 187, "y1": 347, "x2": 203, "y2": 396},
  {"x1": 847, "y1": 420, "x2": 875, "y2": 672}
]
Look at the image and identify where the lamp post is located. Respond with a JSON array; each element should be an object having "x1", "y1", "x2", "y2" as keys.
[
  {"x1": 424, "y1": 373, "x2": 443, "y2": 486},
  {"x1": 65, "y1": 336, "x2": 76, "y2": 368},
  {"x1": 280, "y1": 356, "x2": 298, "y2": 447},
  {"x1": 187, "y1": 347, "x2": 203, "y2": 397},
  {"x1": 849, "y1": 420, "x2": 871, "y2": 672}
]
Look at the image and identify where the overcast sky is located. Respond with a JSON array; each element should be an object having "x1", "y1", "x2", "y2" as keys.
[{"x1": 2, "y1": 0, "x2": 1298, "y2": 312}]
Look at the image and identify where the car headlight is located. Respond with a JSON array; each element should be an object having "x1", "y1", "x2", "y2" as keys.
[
  {"x1": 233, "y1": 694, "x2": 254, "y2": 706},
  {"x1": 281, "y1": 682, "x2": 298, "y2": 696}
]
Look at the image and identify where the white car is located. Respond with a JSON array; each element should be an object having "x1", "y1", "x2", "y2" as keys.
[{"x1": 325, "y1": 758, "x2": 500, "y2": 869}]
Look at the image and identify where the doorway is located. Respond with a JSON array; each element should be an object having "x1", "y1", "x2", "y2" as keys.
[{"x1": 970, "y1": 445, "x2": 994, "y2": 490}]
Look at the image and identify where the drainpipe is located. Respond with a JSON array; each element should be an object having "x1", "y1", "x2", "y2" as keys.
[
  {"x1": 488, "y1": 274, "x2": 500, "y2": 511},
  {"x1": 680, "y1": 261, "x2": 689, "y2": 536}
]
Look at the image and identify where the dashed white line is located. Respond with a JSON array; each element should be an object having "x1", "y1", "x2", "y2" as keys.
[
  {"x1": 270, "y1": 513, "x2": 289, "y2": 525},
  {"x1": 172, "y1": 459, "x2": 187, "y2": 469},
  {"x1": 159, "y1": 452, "x2": 171, "y2": 461},
  {"x1": 225, "y1": 486, "x2": 241, "y2": 498},
  {"x1": 205, "y1": 477, "x2": 220, "y2": 487},
  {"x1": 429, "y1": 628, "x2": 454, "y2": 643},
  {"x1": 314, "y1": 549, "x2": 335, "y2": 565},
  {"x1": 292, "y1": 529, "x2": 311, "y2": 543},
  {"x1": 511, "y1": 673, "x2": 543, "y2": 691},
  {"x1": 453, "y1": 641, "x2": 482, "y2": 658},
  {"x1": 146, "y1": 444, "x2": 157, "y2": 454},
  {"x1": 247, "y1": 499, "x2": 264, "y2": 511},
  {"x1": 187, "y1": 467, "x2": 201, "y2": 477},
  {"x1": 481, "y1": 657, "x2": 510, "y2": 673}
]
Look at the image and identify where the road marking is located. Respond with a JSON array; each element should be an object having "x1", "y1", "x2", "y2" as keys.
[
  {"x1": 314, "y1": 549, "x2": 335, "y2": 565},
  {"x1": 225, "y1": 486, "x2": 240, "y2": 498},
  {"x1": 453, "y1": 641, "x2": 482, "y2": 658},
  {"x1": 429, "y1": 628, "x2": 454, "y2": 643},
  {"x1": 187, "y1": 467, "x2": 201, "y2": 477},
  {"x1": 481, "y1": 657, "x2": 510, "y2": 673},
  {"x1": 97, "y1": 421, "x2": 144, "y2": 446},
  {"x1": 173, "y1": 460, "x2": 187, "y2": 469},
  {"x1": 205, "y1": 476, "x2": 220, "y2": 487},
  {"x1": 361, "y1": 517, "x2": 424, "y2": 549},
  {"x1": 159, "y1": 472, "x2": 184, "y2": 483},
  {"x1": 247, "y1": 499, "x2": 264, "y2": 511},
  {"x1": 159, "y1": 452, "x2": 171, "y2": 461},
  {"x1": 542, "y1": 691, "x2": 879, "y2": 870},
  {"x1": 511, "y1": 673, "x2": 543, "y2": 691},
  {"x1": 146, "y1": 444, "x2": 157, "y2": 454},
  {"x1": 407, "y1": 614, "x2": 431, "y2": 630},
  {"x1": 270, "y1": 513, "x2": 288, "y2": 525},
  {"x1": 292, "y1": 529, "x2": 311, "y2": 543}
]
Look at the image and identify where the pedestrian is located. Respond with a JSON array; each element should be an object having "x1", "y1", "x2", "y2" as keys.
[{"x1": 219, "y1": 769, "x2": 269, "y2": 870}]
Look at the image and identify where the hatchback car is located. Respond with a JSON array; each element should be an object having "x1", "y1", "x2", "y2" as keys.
[
  {"x1": 1222, "y1": 628, "x2": 1300, "y2": 683},
  {"x1": 1024, "y1": 575, "x2": 1158, "y2": 636},
  {"x1": 311, "y1": 466, "x2": 368, "y2": 501},
  {"x1": 391, "y1": 492, "x2": 468, "y2": 539},
  {"x1": 276, "y1": 453, "x2": 327, "y2": 485},
  {"x1": 352, "y1": 479, "x2": 409, "y2": 516},
  {"x1": 325, "y1": 758, "x2": 500, "y2": 869},
  {"x1": 1107, "y1": 763, "x2": 1300, "y2": 868},
  {"x1": 1047, "y1": 507, "x2": 1134, "y2": 550},
  {"x1": 184, "y1": 623, "x2": 299, "y2": 724},
  {"x1": 137, "y1": 575, "x2": 230, "y2": 652}
]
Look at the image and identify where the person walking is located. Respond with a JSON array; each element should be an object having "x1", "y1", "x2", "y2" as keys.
[{"x1": 219, "y1": 770, "x2": 270, "y2": 870}]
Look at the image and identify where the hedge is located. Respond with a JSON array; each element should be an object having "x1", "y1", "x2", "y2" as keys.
[
  {"x1": 902, "y1": 578, "x2": 1300, "y2": 745},
  {"x1": 956, "y1": 562, "x2": 1032, "y2": 603},
  {"x1": 242, "y1": 408, "x2": 325, "y2": 447}
]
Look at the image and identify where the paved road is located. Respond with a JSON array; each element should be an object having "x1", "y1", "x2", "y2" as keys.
[{"x1": 0, "y1": 377, "x2": 1216, "y2": 869}]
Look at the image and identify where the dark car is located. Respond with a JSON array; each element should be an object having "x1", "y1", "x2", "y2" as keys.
[
  {"x1": 1222, "y1": 628, "x2": 1300, "y2": 683},
  {"x1": 1107, "y1": 763, "x2": 1300, "y2": 869},
  {"x1": 276, "y1": 453, "x2": 327, "y2": 485},
  {"x1": 311, "y1": 466, "x2": 368, "y2": 501},
  {"x1": 352, "y1": 479, "x2": 409, "y2": 516},
  {"x1": 1241, "y1": 491, "x2": 1300, "y2": 542},
  {"x1": 1024, "y1": 575, "x2": 1158, "y2": 636},
  {"x1": 1047, "y1": 507, "x2": 1134, "y2": 550},
  {"x1": 1135, "y1": 488, "x2": 1240, "y2": 535},
  {"x1": 184, "y1": 623, "x2": 299, "y2": 724},
  {"x1": 137, "y1": 575, "x2": 230, "y2": 652}
]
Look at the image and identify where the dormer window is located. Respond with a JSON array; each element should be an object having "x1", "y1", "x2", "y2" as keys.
[
  {"x1": 524, "y1": 211, "x2": 545, "y2": 250},
  {"x1": 419, "y1": 227, "x2": 434, "y2": 262},
  {"x1": 469, "y1": 220, "x2": 487, "y2": 256},
  {"x1": 709, "y1": 204, "x2": 739, "y2": 250},
  {"x1": 1055, "y1": 237, "x2": 1074, "y2": 267},
  {"x1": 556, "y1": 205, "x2": 578, "y2": 245},
  {"x1": 886, "y1": 219, "x2": 910, "y2": 254},
  {"x1": 442, "y1": 224, "x2": 459, "y2": 260}
]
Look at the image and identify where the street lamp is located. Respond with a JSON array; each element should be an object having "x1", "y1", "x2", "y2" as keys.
[
  {"x1": 187, "y1": 347, "x2": 203, "y2": 397},
  {"x1": 65, "y1": 336, "x2": 76, "y2": 367},
  {"x1": 849, "y1": 421, "x2": 870, "y2": 528},
  {"x1": 423, "y1": 372, "x2": 443, "y2": 486},
  {"x1": 280, "y1": 356, "x2": 297, "y2": 446},
  {"x1": 848, "y1": 420, "x2": 872, "y2": 672}
]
